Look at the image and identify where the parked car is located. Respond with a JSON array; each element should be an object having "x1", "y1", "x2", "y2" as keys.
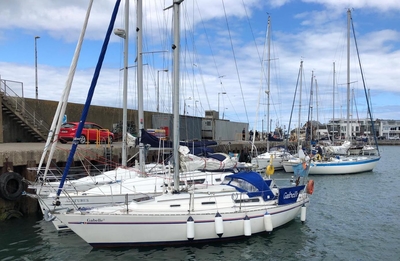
[
  {"x1": 58, "y1": 122, "x2": 114, "y2": 144},
  {"x1": 388, "y1": 135, "x2": 400, "y2": 140}
]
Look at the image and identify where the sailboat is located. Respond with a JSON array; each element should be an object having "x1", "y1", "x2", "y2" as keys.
[
  {"x1": 55, "y1": 0, "x2": 312, "y2": 247},
  {"x1": 283, "y1": 9, "x2": 380, "y2": 175}
]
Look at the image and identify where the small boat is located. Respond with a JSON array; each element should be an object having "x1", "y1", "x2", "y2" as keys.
[
  {"x1": 251, "y1": 146, "x2": 289, "y2": 171},
  {"x1": 282, "y1": 146, "x2": 380, "y2": 175}
]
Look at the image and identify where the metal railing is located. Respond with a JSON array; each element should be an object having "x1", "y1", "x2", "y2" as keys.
[{"x1": 1, "y1": 78, "x2": 50, "y2": 138}]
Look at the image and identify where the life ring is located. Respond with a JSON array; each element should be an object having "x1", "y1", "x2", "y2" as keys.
[
  {"x1": 306, "y1": 179, "x2": 314, "y2": 195},
  {"x1": 0, "y1": 172, "x2": 24, "y2": 201}
]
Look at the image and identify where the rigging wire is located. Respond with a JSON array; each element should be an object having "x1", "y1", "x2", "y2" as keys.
[{"x1": 221, "y1": 0, "x2": 249, "y2": 124}]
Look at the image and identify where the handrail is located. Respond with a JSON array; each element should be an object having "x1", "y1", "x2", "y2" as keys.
[{"x1": 0, "y1": 78, "x2": 50, "y2": 134}]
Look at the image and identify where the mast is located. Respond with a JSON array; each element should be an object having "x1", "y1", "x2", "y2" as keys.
[
  {"x1": 266, "y1": 15, "x2": 271, "y2": 151},
  {"x1": 315, "y1": 77, "x2": 319, "y2": 140},
  {"x1": 137, "y1": 0, "x2": 145, "y2": 174},
  {"x1": 56, "y1": 0, "x2": 121, "y2": 197},
  {"x1": 285, "y1": 60, "x2": 303, "y2": 152},
  {"x1": 297, "y1": 61, "x2": 303, "y2": 149},
  {"x1": 346, "y1": 9, "x2": 351, "y2": 140},
  {"x1": 121, "y1": 0, "x2": 129, "y2": 166},
  {"x1": 37, "y1": 0, "x2": 94, "y2": 187},
  {"x1": 332, "y1": 62, "x2": 335, "y2": 143},
  {"x1": 307, "y1": 71, "x2": 314, "y2": 151},
  {"x1": 350, "y1": 9, "x2": 380, "y2": 156},
  {"x1": 172, "y1": 0, "x2": 183, "y2": 192}
]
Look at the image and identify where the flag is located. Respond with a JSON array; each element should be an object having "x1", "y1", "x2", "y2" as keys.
[{"x1": 293, "y1": 162, "x2": 310, "y2": 177}]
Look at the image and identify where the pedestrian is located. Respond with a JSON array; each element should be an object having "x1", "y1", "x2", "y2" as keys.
[{"x1": 249, "y1": 130, "x2": 253, "y2": 141}]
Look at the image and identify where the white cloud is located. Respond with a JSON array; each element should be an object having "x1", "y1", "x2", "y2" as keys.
[{"x1": 0, "y1": 0, "x2": 399, "y2": 131}]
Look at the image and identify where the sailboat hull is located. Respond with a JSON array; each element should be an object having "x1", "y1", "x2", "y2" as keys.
[
  {"x1": 57, "y1": 194, "x2": 309, "y2": 247},
  {"x1": 283, "y1": 156, "x2": 380, "y2": 175}
]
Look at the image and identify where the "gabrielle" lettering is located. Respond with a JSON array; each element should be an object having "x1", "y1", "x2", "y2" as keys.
[
  {"x1": 283, "y1": 191, "x2": 299, "y2": 199},
  {"x1": 87, "y1": 218, "x2": 105, "y2": 222}
]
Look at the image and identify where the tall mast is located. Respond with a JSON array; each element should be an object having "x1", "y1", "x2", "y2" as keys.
[
  {"x1": 266, "y1": 16, "x2": 271, "y2": 151},
  {"x1": 332, "y1": 62, "x2": 335, "y2": 143},
  {"x1": 121, "y1": 0, "x2": 129, "y2": 166},
  {"x1": 137, "y1": 0, "x2": 145, "y2": 174},
  {"x1": 315, "y1": 77, "x2": 319, "y2": 140},
  {"x1": 172, "y1": 0, "x2": 183, "y2": 192},
  {"x1": 346, "y1": 9, "x2": 351, "y2": 140},
  {"x1": 38, "y1": 0, "x2": 94, "y2": 192},
  {"x1": 298, "y1": 60, "x2": 303, "y2": 148}
]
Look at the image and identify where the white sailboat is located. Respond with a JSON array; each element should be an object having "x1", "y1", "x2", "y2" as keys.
[
  {"x1": 283, "y1": 9, "x2": 380, "y2": 175},
  {"x1": 55, "y1": 1, "x2": 312, "y2": 247}
]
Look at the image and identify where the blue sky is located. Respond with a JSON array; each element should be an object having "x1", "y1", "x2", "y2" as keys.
[{"x1": 0, "y1": 0, "x2": 399, "y2": 133}]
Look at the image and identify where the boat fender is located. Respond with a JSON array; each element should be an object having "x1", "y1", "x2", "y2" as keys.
[
  {"x1": 243, "y1": 215, "x2": 252, "y2": 236},
  {"x1": 187, "y1": 216, "x2": 195, "y2": 240},
  {"x1": 0, "y1": 172, "x2": 24, "y2": 201},
  {"x1": 306, "y1": 180, "x2": 314, "y2": 195},
  {"x1": 215, "y1": 212, "x2": 224, "y2": 238},
  {"x1": 266, "y1": 155, "x2": 274, "y2": 176},
  {"x1": 264, "y1": 212, "x2": 273, "y2": 232},
  {"x1": 266, "y1": 165, "x2": 274, "y2": 176},
  {"x1": 301, "y1": 205, "x2": 307, "y2": 223}
]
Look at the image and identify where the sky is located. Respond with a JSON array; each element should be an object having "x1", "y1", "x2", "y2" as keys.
[{"x1": 0, "y1": 0, "x2": 399, "y2": 134}]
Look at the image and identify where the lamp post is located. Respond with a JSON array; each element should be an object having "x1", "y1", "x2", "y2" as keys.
[
  {"x1": 34, "y1": 36, "x2": 40, "y2": 99},
  {"x1": 218, "y1": 92, "x2": 226, "y2": 117},
  {"x1": 157, "y1": 69, "x2": 168, "y2": 112}
]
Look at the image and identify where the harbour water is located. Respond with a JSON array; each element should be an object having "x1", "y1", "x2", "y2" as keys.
[{"x1": 1, "y1": 146, "x2": 400, "y2": 261}]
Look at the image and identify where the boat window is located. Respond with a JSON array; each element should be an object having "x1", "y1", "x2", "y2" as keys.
[
  {"x1": 224, "y1": 178, "x2": 258, "y2": 192},
  {"x1": 201, "y1": 202, "x2": 216, "y2": 205},
  {"x1": 234, "y1": 198, "x2": 260, "y2": 203}
]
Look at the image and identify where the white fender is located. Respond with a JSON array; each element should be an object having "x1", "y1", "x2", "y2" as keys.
[
  {"x1": 215, "y1": 212, "x2": 224, "y2": 238},
  {"x1": 187, "y1": 216, "x2": 195, "y2": 240},
  {"x1": 264, "y1": 212, "x2": 273, "y2": 232},
  {"x1": 301, "y1": 205, "x2": 307, "y2": 223},
  {"x1": 244, "y1": 215, "x2": 251, "y2": 236}
]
